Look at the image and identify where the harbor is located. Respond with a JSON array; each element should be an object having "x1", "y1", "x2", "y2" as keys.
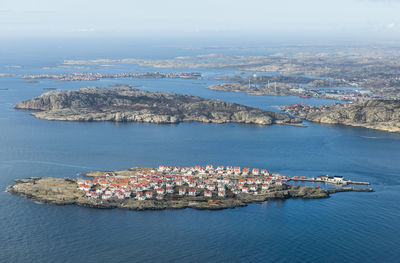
[{"x1": 289, "y1": 175, "x2": 370, "y2": 186}]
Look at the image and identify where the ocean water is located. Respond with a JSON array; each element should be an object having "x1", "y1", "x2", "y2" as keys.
[{"x1": 0, "y1": 39, "x2": 400, "y2": 262}]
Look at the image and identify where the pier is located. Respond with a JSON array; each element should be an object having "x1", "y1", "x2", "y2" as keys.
[
  {"x1": 289, "y1": 176, "x2": 370, "y2": 186},
  {"x1": 327, "y1": 187, "x2": 374, "y2": 194}
]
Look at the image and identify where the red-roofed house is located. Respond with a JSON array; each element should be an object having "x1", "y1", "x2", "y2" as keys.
[
  {"x1": 178, "y1": 188, "x2": 186, "y2": 196},
  {"x1": 188, "y1": 188, "x2": 197, "y2": 196}
]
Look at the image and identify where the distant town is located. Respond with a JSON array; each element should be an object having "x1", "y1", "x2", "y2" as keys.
[
  {"x1": 208, "y1": 75, "x2": 374, "y2": 102},
  {"x1": 21, "y1": 72, "x2": 202, "y2": 81},
  {"x1": 281, "y1": 103, "x2": 347, "y2": 117},
  {"x1": 61, "y1": 48, "x2": 400, "y2": 100}
]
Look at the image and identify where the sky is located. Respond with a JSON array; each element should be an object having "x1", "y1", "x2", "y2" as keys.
[{"x1": 1, "y1": 0, "x2": 400, "y2": 41}]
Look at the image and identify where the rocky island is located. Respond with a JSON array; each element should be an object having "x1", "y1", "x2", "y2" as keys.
[
  {"x1": 282, "y1": 100, "x2": 400, "y2": 133},
  {"x1": 7, "y1": 165, "x2": 373, "y2": 211},
  {"x1": 13, "y1": 86, "x2": 300, "y2": 125}
]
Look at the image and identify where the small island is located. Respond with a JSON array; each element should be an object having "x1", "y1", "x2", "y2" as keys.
[
  {"x1": 281, "y1": 100, "x2": 400, "y2": 133},
  {"x1": 7, "y1": 165, "x2": 373, "y2": 211},
  {"x1": 13, "y1": 86, "x2": 300, "y2": 125},
  {"x1": 0, "y1": 73, "x2": 15, "y2": 77}
]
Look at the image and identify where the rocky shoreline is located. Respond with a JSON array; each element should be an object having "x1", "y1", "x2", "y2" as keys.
[
  {"x1": 282, "y1": 100, "x2": 400, "y2": 133},
  {"x1": 7, "y1": 177, "x2": 372, "y2": 211},
  {"x1": 14, "y1": 86, "x2": 300, "y2": 125}
]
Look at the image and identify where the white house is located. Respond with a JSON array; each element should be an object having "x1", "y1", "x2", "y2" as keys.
[
  {"x1": 179, "y1": 188, "x2": 186, "y2": 196},
  {"x1": 242, "y1": 168, "x2": 249, "y2": 176},
  {"x1": 206, "y1": 164, "x2": 213, "y2": 170},
  {"x1": 116, "y1": 191, "x2": 125, "y2": 199},
  {"x1": 176, "y1": 179, "x2": 184, "y2": 186},
  {"x1": 145, "y1": 191, "x2": 153, "y2": 199},
  {"x1": 206, "y1": 184, "x2": 215, "y2": 191},
  {"x1": 136, "y1": 192, "x2": 146, "y2": 201},
  {"x1": 250, "y1": 185, "x2": 258, "y2": 191},
  {"x1": 188, "y1": 188, "x2": 197, "y2": 196},
  {"x1": 156, "y1": 188, "x2": 165, "y2": 195},
  {"x1": 166, "y1": 186, "x2": 174, "y2": 194},
  {"x1": 102, "y1": 193, "x2": 111, "y2": 200},
  {"x1": 234, "y1": 166, "x2": 241, "y2": 175}
]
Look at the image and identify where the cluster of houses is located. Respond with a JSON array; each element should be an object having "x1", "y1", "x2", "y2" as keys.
[
  {"x1": 157, "y1": 165, "x2": 272, "y2": 176},
  {"x1": 280, "y1": 103, "x2": 346, "y2": 116},
  {"x1": 22, "y1": 72, "x2": 201, "y2": 81},
  {"x1": 76, "y1": 165, "x2": 289, "y2": 201}
]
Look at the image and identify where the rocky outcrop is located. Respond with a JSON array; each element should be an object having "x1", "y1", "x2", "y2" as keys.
[
  {"x1": 7, "y1": 177, "x2": 331, "y2": 211},
  {"x1": 7, "y1": 177, "x2": 85, "y2": 205},
  {"x1": 304, "y1": 100, "x2": 400, "y2": 132},
  {"x1": 14, "y1": 86, "x2": 300, "y2": 125}
]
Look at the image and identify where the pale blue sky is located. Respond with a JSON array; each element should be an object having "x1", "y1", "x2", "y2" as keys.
[{"x1": 1, "y1": 0, "x2": 400, "y2": 39}]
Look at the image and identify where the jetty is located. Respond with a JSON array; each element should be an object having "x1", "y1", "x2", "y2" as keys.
[
  {"x1": 327, "y1": 187, "x2": 374, "y2": 194},
  {"x1": 289, "y1": 175, "x2": 370, "y2": 185}
]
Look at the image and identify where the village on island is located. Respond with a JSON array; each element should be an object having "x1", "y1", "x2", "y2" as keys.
[{"x1": 76, "y1": 165, "x2": 361, "y2": 201}]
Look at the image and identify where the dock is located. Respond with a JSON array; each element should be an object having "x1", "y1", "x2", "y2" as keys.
[
  {"x1": 289, "y1": 177, "x2": 370, "y2": 186},
  {"x1": 327, "y1": 187, "x2": 374, "y2": 194}
]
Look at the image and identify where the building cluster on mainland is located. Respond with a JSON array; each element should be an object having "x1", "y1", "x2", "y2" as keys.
[
  {"x1": 280, "y1": 103, "x2": 349, "y2": 116},
  {"x1": 21, "y1": 72, "x2": 202, "y2": 81}
]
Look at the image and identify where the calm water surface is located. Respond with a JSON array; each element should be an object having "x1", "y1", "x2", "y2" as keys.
[{"x1": 0, "y1": 40, "x2": 399, "y2": 262}]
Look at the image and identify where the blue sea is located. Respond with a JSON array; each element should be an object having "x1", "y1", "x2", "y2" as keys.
[{"x1": 0, "y1": 37, "x2": 400, "y2": 262}]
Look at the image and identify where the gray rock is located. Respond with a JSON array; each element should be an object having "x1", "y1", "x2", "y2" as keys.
[
  {"x1": 14, "y1": 86, "x2": 300, "y2": 125},
  {"x1": 304, "y1": 100, "x2": 400, "y2": 132}
]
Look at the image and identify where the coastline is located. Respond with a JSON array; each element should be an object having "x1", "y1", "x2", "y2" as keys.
[
  {"x1": 13, "y1": 86, "x2": 300, "y2": 126},
  {"x1": 6, "y1": 177, "x2": 330, "y2": 211}
]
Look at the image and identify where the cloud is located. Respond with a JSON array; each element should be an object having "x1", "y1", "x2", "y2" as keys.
[
  {"x1": 387, "y1": 23, "x2": 396, "y2": 29},
  {"x1": 358, "y1": 0, "x2": 400, "y2": 2},
  {"x1": 64, "y1": 28, "x2": 96, "y2": 33}
]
